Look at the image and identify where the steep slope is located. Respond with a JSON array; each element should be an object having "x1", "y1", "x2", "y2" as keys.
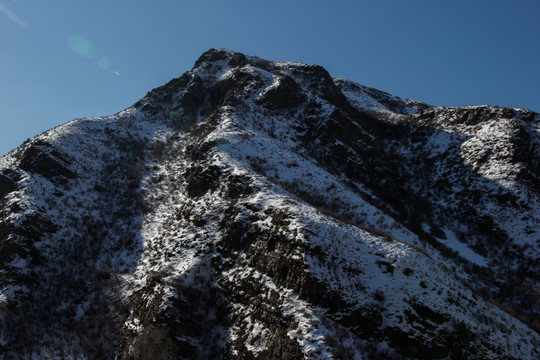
[{"x1": 0, "y1": 49, "x2": 538, "y2": 359}]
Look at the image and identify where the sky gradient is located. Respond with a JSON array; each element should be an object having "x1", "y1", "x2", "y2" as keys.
[{"x1": 1, "y1": 0, "x2": 539, "y2": 156}]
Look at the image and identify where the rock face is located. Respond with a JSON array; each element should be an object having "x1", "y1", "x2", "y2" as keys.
[{"x1": 0, "y1": 49, "x2": 539, "y2": 359}]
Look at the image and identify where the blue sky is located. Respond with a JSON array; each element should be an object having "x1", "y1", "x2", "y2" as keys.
[{"x1": 1, "y1": 0, "x2": 539, "y2": 156}]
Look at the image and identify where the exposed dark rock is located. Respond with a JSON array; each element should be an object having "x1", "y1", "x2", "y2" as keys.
[
  {"x1": 0, "y1": 212, "x2": 55, "y2": 265},
  {"x1": 209, "y1": 69, "x2": 264, "y2": 108},
  {"x1": 226, "y1": 175, "x2": 252, "y2": 200},
  {"x1": 160, "y1": 73, "x2": 192, "y2": 96},
  {"x1": 384, "y1": 327, "x2": 450, "y2": 359},
  {"x1": 257, "y1": 75, "x2": 305, "y2": 109},
  {"x1": 228, "y1": 52, "x2": 248, "y2": 67},
  {"x1": 185, "y1": 165, "x2": 222, "y2": 198},
  {"x1": 179, "y1": 76, "x2": 206, "y2": 113},
  {"x1": 0, "y1": 170, "x2": 18, "y2": 199},
  {"x1": 19, "y1": 141, "x2": 77, "y2": 184},
  {"x1": 194, "y1": 48, "x2": 230, "y2": 68},
  {"x1": 307, "y1": 65, "x2": 350, "y2": 109},
  {"x1": 219, "y1": 261, "x2": 303, "y2": 359}
]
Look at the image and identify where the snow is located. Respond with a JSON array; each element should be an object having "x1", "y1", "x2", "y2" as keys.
[
  {"x1": 439, "y1": 229, "x2": 487, "y2": 266},
  {"x1": 335, "y1": 78, "x2": 429, "y2": 116}
]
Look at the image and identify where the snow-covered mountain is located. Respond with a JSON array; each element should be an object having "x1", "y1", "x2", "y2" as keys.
[{"x1": 0, "y1": 49, "x2": 539, "y2": 359}]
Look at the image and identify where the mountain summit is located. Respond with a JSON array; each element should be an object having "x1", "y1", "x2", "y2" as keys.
[{"x1": 0, "y1": 49, "x2": 539, "y2": 359}]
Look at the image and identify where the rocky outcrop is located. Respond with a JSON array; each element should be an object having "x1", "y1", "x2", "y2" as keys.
[
  {"x1": 18, "y1": 140, "x2": 77, "y2": 184},
  {"x1": 257, "y1": 75, "x2": 305, "y2": 109},
  {"x1": 0, "y1": 170, "x2": 18, "y2": 199}
]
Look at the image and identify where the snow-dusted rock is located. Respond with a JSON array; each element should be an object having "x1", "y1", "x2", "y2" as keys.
[{"x1": 0, "y1": 49, "x2": 538, "y2": 359}]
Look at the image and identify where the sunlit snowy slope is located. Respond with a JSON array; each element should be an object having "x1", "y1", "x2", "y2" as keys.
[{"x1": 0, "y1": 49, "x2": 539, "y2": 359}]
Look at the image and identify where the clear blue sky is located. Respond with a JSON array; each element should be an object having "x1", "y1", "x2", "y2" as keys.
[{"x1": 1, "y1": 0, "x2": 539, "y2": 156}]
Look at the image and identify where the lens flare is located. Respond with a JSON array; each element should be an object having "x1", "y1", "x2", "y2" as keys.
[
  {"x1": 98, "y1": 57, "x2": 111, "y2": 70},
  {"x1": 68, "y1": 35, "x2": 95, "y2": 58},
  {"x1": 0, "y1": 3, "x2": 28, "y2": 29}
]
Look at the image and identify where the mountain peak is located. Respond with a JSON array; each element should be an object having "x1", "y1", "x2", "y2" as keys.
[
  {"x1": 0, "y1": 50, "x2": 539, "y2": 359},
  {"x1": 193, "y1": 48, "x2": 244, "y2": 68}
]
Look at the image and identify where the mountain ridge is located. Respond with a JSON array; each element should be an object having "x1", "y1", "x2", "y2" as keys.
[{"x1": 0, "y1": 48, "x2": 538, "y2": 359}]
